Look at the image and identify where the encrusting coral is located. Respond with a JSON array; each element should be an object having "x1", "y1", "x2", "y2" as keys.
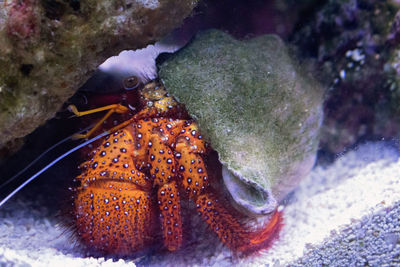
[{"x1": 0, "y1": 0, "x2": 198, "y2": 152}]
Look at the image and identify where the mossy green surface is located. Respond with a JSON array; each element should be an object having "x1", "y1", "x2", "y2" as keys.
[{"x1": 159, "y1": 30, "x2": 323, "y2": 211}]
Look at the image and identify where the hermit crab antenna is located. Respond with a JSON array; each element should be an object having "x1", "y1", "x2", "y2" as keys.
[
  {"x1": 0, "y1": 126, "x2": 93, "y2": 192},
  {"x1": 0, "y1": 131, "x2": 109, "y2": 208}
]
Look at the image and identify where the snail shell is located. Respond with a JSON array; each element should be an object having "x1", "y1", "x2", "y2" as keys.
[{"x1": 159, "y1": 30, "x2": 323, "y2": 216}]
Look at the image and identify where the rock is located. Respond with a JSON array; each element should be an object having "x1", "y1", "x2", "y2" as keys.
[
  {"x1": 0, "y1": 0, "x2": 198, "y2": 150},
  {"x1": 291, "y1": 0, "x2": 400, "y2": 153},
  {"x1": 159, "y1": 30, "x2": 323, "y2": 216}
]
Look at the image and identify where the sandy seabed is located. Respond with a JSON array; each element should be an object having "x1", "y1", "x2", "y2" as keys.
[{"x1": 1, "y1": 142, "x2": 399, "y2": 266}]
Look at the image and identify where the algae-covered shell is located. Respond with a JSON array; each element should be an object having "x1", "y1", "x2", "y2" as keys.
[{"x1": 159, "y1": 30, "x2": 323, "y2": 216}]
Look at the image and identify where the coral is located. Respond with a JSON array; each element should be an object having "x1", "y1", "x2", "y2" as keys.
[
  {"x1": 159, "y1": 30, "x2": 323, "y2": 216},
  {"x1": 0, "y1": 0, "x2": 198, "y2": 151},
  {"x1": 291, "y1": 0, "x2": 400, "y2": 153}
]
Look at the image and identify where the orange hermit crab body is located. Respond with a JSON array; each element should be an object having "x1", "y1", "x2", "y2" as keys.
[{"x1": 70, "y1": 79, "x2": 282, "y2": 257}]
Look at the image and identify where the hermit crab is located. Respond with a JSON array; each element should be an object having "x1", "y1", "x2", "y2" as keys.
[
  {"x1": 0, "y1": 29, "x2": 323, "y2": 261},
  {"x1": 66, "y1": 78, "x2": 282, "y2": 257}
]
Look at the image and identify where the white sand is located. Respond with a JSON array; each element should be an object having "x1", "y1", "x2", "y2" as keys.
[{"x1": 1, "y1": 141, "x2": 399, "y2": 266}]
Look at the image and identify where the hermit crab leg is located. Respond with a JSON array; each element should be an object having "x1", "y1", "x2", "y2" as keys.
[
  {"x1": 194, "y1": 192, "x2": 283, "y2": 255},
  {"x1": 74, "y1": 177, "x2": 156, "y2": 255},
  {"x1": 173, "y1": 128, "x2": 250, "y2": 250},
  {"x1": 195, "y1": 193, "x2": 247, "y2": 250},
  {"x1": 174, "y1": 122, "x2": 283, "y2": 255},
  {"x1": 157, "y1": 181, "x2": 183, "y2": 251},
  {"x1": 73, "y1": 126, "x2": 158, "y2": 255},
  {"x1": 174, "y1": 122, "x2": 208, "y2": 198},
  {"x1": 173, "y1": 125, "x2": 249, "y2": 251},
  {"x1": 148, "y1": 134, "x2": 183, "y2": 251},
  {"x1": 68, "y1": 104, "x2": 129, "y2": 139},
  {"x1": 68, "y1": 104, "x2": 129, "y2": 117}
]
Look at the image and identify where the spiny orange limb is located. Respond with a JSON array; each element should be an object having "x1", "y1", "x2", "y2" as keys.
[
  {"x1": 195, "y1": 193, "x2": 247, "y2": 251},
  {"x1": 195, "y1": 192, "x2": 283, "y2": 256},
  {"x1": 74, "y1": 180, "x2": 156, "y2": 256},
  {"x1": 238, "y1": 209, "x2": 283, "y2": 256},
  {"x1": 148, "y1": 134, "x2": 175, "y2": 187},
  {"x1": 77, "y1": 129, "x2": 152, "y2": 190},
  {"x1": 73, "y1": 128, "x2": 157, "y2": 256},
  {"x1": 171, "y1": 121, "x2": 283, "y2": 255},
  {"x1": 157, "y1": 182, "x2": 183, "y2": 251},
  {"x1": 175, "y1": 148, "x2": 209, "y2": 198},
  {"x1": 174, "y1": 121, "x2": 209, "y2": 198},
  {"x1": 148, "y1": 135, "x2": 183, "y2": 251}
]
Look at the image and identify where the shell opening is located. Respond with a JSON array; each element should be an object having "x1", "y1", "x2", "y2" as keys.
[{"x1": 222, "y1": 166, "x2": 277, "y2": 217}]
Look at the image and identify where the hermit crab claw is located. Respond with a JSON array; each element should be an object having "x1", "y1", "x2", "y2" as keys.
[{"x1": 222, "y1": 166, "x2": 277, "y2": 216}]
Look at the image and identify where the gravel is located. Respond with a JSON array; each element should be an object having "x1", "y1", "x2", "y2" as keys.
[{"x1": 1, "y1": 141, "x2": 399, "y2": 266}]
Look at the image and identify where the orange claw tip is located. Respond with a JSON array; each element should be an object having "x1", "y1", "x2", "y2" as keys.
[{"x1": 238, "y1": 207, "x2": 284, "y2": 257}]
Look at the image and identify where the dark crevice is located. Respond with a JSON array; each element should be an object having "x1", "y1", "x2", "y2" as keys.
[
  {"x1": 20, "y1": 64, "x2": 34, "y2": 76},
  {"x1": 41, "y1": 0, "x2": 66, "y2": 20}
]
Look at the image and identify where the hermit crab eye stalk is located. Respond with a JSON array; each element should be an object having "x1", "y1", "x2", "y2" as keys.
[{"x1": 123, "y1": 76, "x2": 140, "y2": 90}]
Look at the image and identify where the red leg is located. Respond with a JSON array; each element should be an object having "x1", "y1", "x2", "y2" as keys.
[
  {"x1": 157, "y1": 182, "x2": 183, "y2": 251},
  {"x1": 174, "y1": 121, "x2": 283, "y2": 255},
  {"x1": 175, "y1": 148, "x2": 209, "y2": 198},
  {"x1": 76, "y1": 128, "x2": 152, "y2": 190},
  {"x1": 73, "y1": 127, "x2": 157, "y2": 256},
  {"x1": 148, "y1": 135, "x2": 183, "y2": 251},
  {"x1": 195, "y1": 193, "x2": 247, "y2": 251},
  {"x1": 174, "y1": 121, "x2": 209, "y2": 198},
  {"x1": 195, "y1": 192, "x2": 283, "y2": 255},
  {"x1": 74, "y1": 180, "x2": 155, "y2": 256}
]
